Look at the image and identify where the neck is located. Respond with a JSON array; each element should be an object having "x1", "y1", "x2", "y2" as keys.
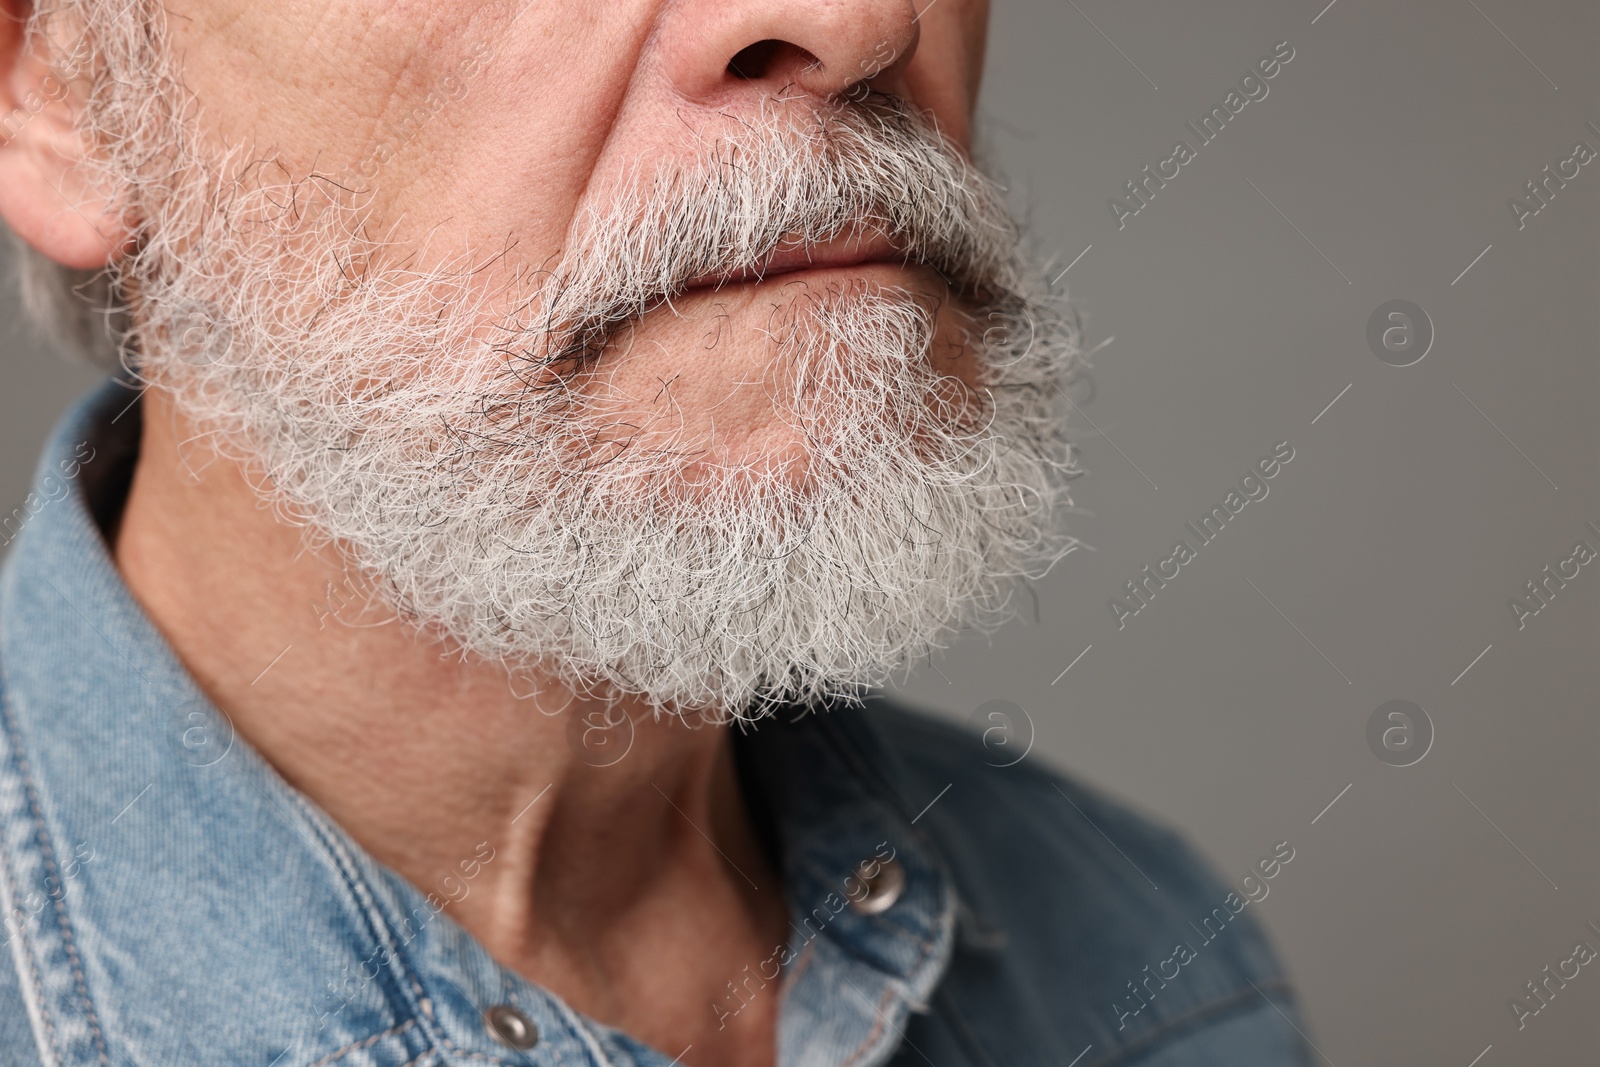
[{"x1": 113, "y1": 388, "x2": 787, "y2": 1062}]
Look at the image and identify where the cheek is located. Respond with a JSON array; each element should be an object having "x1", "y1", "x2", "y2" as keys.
[
  {"x1": 900, "y1": 1, "x2": 989, "y2": 151},
  {"x1": 161, "y1": 0, "x2": 605, "y2": 274},
  {"x1": 162, "y1": 1, "x2": 402, "y2": 159},
  {"x1": 956, "y1": 0, "x2": 994, "y2": 103}
]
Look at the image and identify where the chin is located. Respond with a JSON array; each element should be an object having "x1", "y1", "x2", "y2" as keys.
[{"x1": 567, "y1": 271, "x2": 989, "y2": 497}]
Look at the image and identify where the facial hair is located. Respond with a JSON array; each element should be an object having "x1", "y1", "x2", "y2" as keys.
[{"x1": 118, "y1": 94, "x2": 1081, "y2": 718}]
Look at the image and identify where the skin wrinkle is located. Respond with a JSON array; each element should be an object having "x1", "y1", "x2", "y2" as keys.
[
  {"x1": 0, "y1": 3, "x2": 1079, "y2": 1066},
  {"x1": 448, "y1": 3, "x2": 625, "y2": 250}
]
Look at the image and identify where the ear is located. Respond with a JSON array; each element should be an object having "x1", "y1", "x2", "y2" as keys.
[{"x1": 0, "y1": 3, "x2": 131, "y2": 269}]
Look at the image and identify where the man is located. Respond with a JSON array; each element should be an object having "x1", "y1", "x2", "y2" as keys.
[{"x1": 0, "y1": 0, "x2": 1313, "y2": 1064}]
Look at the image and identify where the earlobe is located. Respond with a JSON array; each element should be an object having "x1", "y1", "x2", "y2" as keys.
[
  {"x1": 0, "y1": 10, "x2": 131, "y2": 270},
  {"x1": 0, "y1": 137, "x2": 131, "y2": 269}
]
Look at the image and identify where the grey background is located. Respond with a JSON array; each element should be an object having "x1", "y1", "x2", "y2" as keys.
[{"x1": 2, "y1": 0, "x2": 1596, "y2": 1063}]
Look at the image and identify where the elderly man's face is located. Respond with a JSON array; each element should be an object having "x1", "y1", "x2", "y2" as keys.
[
  {"x1": 19, "y1": 0, "x2": 1076, "y2": 715},
  {"x1": 157, "y1": 0, "x2": 992, "y2": 451}
]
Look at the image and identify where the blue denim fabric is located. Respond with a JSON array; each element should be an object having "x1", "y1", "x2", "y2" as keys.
[{"x1": 0, "y1": 379, "x2": 1315, "y2": 1066}]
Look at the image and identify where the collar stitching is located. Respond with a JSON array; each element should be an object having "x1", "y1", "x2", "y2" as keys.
[
  {"x1": 305, "y1": 1018, "x2": 417, "y2": 1067},
  {"x1": 0, "y1": 664, "x2": 110, "y2": 1067},
  {"x1": 285, "y1": 790, "x2": 531, "y2": 1067}
]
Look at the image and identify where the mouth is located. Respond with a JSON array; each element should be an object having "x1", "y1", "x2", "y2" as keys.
[{"x1": 682, "y1": 233, "x2": 914, "y2": 291}]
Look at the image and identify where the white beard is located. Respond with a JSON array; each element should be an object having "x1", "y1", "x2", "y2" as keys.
[{"x1": 127, "y1": 99, "x2": 1081, "y2": 717}]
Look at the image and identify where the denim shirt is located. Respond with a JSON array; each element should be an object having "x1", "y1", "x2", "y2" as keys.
[{"x1": 0, "y1": 379, "x2": 1315, "y2": 1067}]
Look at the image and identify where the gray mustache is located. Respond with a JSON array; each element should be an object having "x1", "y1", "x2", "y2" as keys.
[{"x1": 516, "y1": 95, "x2": 1025, "y2": 369}]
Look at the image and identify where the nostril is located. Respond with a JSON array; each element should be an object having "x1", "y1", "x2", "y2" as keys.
[{"x1": 727, "y1": 39, "x2": 818, "y2": 81}]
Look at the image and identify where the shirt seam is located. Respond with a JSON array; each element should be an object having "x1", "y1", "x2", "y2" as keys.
[
  {"x1": 281, "y1": 789, "x2": 454, "y2": 1063},
  {"x1": 836, "y1": 983, "x2": 896, "y2": 1067},
  {"x1": 284, "y1": 788, "x2": 523, "y2": 1066},
  {"x1": 803, "y1": 709, "x2": 962, "y2": 1066},
  {"x1": 0, "y1": 780, "x2": 57, "y2": 1067},
  {"x1": 829, "y1": 878, "x2": 953, "y2": 1067},
  {"x1": 0, "y1": 658, "x2": 110, "y2": 1067},
  {"x1": 306, "y1": 1019, "x2": 417, "y2": 1067}
]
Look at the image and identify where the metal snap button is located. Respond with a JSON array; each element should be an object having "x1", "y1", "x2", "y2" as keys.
[
  {"x1": 485, "y1": 1004, "x2": 539, "y2": 1050},
  {"x1": 850, "y1": 855, "x2": 906, "y2": 916}
]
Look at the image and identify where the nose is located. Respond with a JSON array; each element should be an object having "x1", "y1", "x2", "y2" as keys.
[{"x1": 659, "y1": 0, "x2": 921, "y2": 103}]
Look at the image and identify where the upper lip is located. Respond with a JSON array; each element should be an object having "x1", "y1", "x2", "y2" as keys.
[{"x1": 682, "y1": 233, "x2": 911, "y2": 290}]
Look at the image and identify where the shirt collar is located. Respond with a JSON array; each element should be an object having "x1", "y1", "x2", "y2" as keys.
[{"x1": 0, "y1": 378, "x2": 956, "y2": 1067}]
